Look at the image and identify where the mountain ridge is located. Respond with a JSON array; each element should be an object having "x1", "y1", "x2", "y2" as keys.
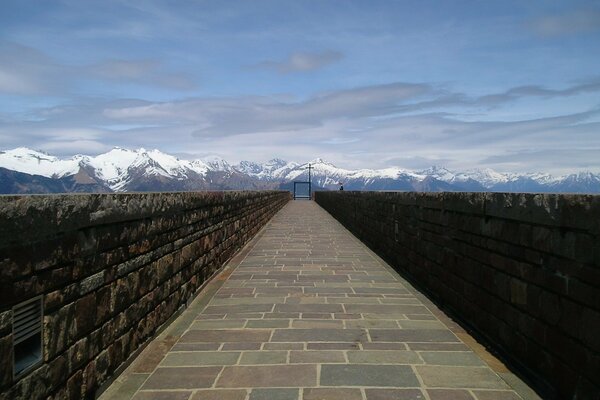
[{"x1": 1, "y1": 147, "x2": 599, "y2": 194}]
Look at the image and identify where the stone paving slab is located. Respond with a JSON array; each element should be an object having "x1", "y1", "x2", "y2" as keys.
[{"x1": 101, "y1": 201, "x2": 540, "y2": 400}]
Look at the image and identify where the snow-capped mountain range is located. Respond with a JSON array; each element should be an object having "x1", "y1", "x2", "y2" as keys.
[{"x1": 1, "y1": 147, "x2": 599, "y2": 194}]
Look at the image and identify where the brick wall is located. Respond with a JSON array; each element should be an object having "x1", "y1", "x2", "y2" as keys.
[
  {"x1": 315, "y1": 191, "x2": 599, "y2": 400},
  {"x1": 0, "y1": 191, "x2": 290, "y2": 399}
]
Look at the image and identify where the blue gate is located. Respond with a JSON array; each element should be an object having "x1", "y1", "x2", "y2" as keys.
[{"x1": 293, "y1": 181, "x2": 311, "y2": 200}]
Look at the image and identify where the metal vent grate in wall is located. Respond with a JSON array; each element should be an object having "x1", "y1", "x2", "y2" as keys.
[{"x1": 12, "y1": 296, "x2": 43, "y2": 377}]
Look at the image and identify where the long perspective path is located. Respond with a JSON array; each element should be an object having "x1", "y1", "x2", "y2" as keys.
[{"x1": 103, "y1": 201, "x2": 536, "y2": 400}]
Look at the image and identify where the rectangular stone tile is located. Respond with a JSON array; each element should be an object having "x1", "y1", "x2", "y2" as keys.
[
  {"x1": 370, "y1": 329, "x2": 460, "y2": 343},
  {"x1": 416, "y1": 366, "x2": 510, "y2": 389},
  {"x1": 160, "y1": 352, "x2": 240, "y2": 366},
  {"x1": 345, "y1": 304, "x2": 429, "y2": 314},
  {"x1": 303, "y1": 388, "x2": 363, "y2": 400},
  {"x1": 141, "y1": 366, "x2": 222, "y2": 389},
  {"x1": 239, "y1": 351, "x2": 288, "y2": 364},
  {"x1": 203, "y1": 304, "x2": 275, "y2": 314},
  {"x1": 224, "y1": 313, "x2": 264, "y2": 319},
  {"x1": 297, "y1": 275, "x2": 349, "y2": 282},
  {"x1": 361, "y1": 342, "x2": 408, "y2": 350},
  {"x1": 217, "y1": 365, "x2": 317, "y2": 387},
  {"x1": 190, "y1": 320, "x2": 246, "y2": 330},
  {"x1": 427, "y1": 389, "x2": 475, "y2": 400},
  {"x1": 364, "y1": 389, "x2": 424, "y2": 400},
  {"x1": 398, "y1": 320, "x2": 447, "y2": 330},
  {"x1": 347, "y1": 350, "x2": 421, "y2": 364},
  {"x1": 315, "y1": 283, "x2": 368, "y2": 288},
  {"x1": 264, "y1": 312, "x2": 301, "y2": 319},
  {"x1": 353, "y1": 287, "x2": 409, "y2": 294},
  {"x1": 271, "y1": 328, "x2": 367, "y2": 342},
  {"x1": 292, "y1": 320, "x2": 344, "y2": 329},
  {"x1": 250, "y1": 388, "x2": 299, "y2": 400},
  {"x1": 302, "y1": 313, "x2": 333, "y2": 319},
  {"x1": 344, "y1": 320, "x2": 399, "y2": 329},
  {"x1": 304, "y1": 287, "x2": 352, "y2": 294},
  {"x1": 285, "y1": 297, "x2": 327, "y2": 304},
  {"x1": 222, "y1": 342, "x2": 263, "y2": 350},
  {"x1": 190, "y1": 390, "x2": 248, "y2": 400},
  {"x1": 363, "y1": 313, "x2": 411, "y2": 319},
  {"x1": 320, "y1": 364, "x2": 419, "y2": 387},
  {"x1": 181, "y1": 329, "x2": 271, "y2": 343},
  {"x1": 420, "y1": 351, "x2": 486, "y2": 366},
  {"x1": 379, "y1": 298, "x2": 421, "y2": 304},
  {"x1": 211, "y1": 297, "x2": 285, "y2": 305},
  {"x1": 134, "y1": 391, "x2": 192, "y2": 400},
  {"x1": 255, "y1": 287, "x2": 304, "y2": 295},
  {"x1": 307, "y1": 342, "x2": 360, "y2": 350},
  {"x1": 275, "y1": 304, "x2": 344, "y2": 313},
  {"x1": 327, "y1": 297, "x2": 381, "y2": 304},
  {"x1": 263, "y1": 342, "x2": 304, "y2": 350},
  {"x1": 246, "y1": 319, "x2": 290, "y2": 328},
  {"x1": 290, "y1": 350, "x2": 345, "y2": 363},
  {"x1": 333, "y1": 313, "x2": 362, "y2": 319}
]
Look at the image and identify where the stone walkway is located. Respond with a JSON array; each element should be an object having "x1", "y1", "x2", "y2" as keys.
[{"x1": 102, "y1": 201, "x2": 538, "y2": 400}]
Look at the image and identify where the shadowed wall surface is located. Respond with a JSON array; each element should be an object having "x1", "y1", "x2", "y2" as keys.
[
  {"x1": 315, "y1": 191, "x2": 599, "y2": 400},
  {"x1": 0, "y1": 191, "x2": 290, "y2": 399}
]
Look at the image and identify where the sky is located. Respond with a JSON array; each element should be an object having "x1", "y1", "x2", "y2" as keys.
[{"x1": 1, "y1": 0, "x2": 599, "y2": 174}]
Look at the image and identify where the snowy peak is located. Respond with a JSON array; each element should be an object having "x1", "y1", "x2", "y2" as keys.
[
  {"x1": 0, "y1": 147, "x2": 80, "y2": 178},
  {"x1": 265, "y1": 158, "x2": 288, "y2": 169},
  {"x1": 462, "y1": 168, "x2": 511, "y2": 188},
  {"x1": 203, "y1": 156, "x2": 233, "y2": 172},
  {"x1": 418, "y1": 165, "x2": 456, "y2": 182},
  {"x1": 236, "y1": 160, "x2": 263, "y2": 175}
]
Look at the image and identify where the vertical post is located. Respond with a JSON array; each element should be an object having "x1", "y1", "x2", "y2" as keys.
[{"x1": 308, "y1": 163, "x2": 312, "y2": 200}]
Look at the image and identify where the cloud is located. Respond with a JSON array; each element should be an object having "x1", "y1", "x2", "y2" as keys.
[
  {"x1": 254, "y1": 50, "x2": 343, "y2": 73},
  {"x1": 481, "y1": 149, "x2": 600, "y2": 172},
  {"x1": 3, "y1": 79, "x2": 599, "y2": 174},
  {"x1": 0, "y1": 41, "x2": 197, "y2": 95},
  {"x1": 477, "y1": 80, "x2": 600, "y2": 105},
  {"x1": 101, "y1": 82, "x2": 430, "y2": 136},
  {"x1": 382, "y1": 156, "x2": 454, "y2": 170},
  {"x1": 40, "y1": 139, "x2": 110, "y2": 155},
  {"x1": 0, "y1": 41, "x2": 64, "y2": 94},
  {"x1": 88, "y1": 59, "x2": 196, "y2": 90},
  {"x1": 530, "y1": 10, "x2": 600, "y2": 37}
]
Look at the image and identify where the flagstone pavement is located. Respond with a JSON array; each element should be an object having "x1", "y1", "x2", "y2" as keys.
[{"x1": 101, "y1": 201, "x2": 539, "y2": 400}]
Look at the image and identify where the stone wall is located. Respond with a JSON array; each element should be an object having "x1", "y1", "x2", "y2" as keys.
[
  {"x1": 0, "y1": 191, "x2": 290, "y2": 399},
  {"x1": 315, "y1": 191, "x2": 599, "y2": 400}
]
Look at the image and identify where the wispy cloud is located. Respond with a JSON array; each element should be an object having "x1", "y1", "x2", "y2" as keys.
[
  {"x1": 254, "y1": 50, "x2": 343, "y2": 73},
  {"x1": 0, "y1": 41, "x2": 196, "y2": 95},
  {"x1": 478, "y1": 80, "x2": 600, "y2": 105},
  {"x1": 530, "y1": 9, "x2": 600, "y2": 37},
  {"x1": 102, "y1": 82, "x2": 430, "y2": 136}
]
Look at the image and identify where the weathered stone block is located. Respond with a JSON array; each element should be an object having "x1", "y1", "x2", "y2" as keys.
[
  {"x1": 74, "y1": 292, "x2": 97, "y2": 337},
  {"x1": 79, "y1": 271, "x2": 104, "y2": 295},
  {"x1": 44, "y1": 302, "x2": 76, "y2": 360},
  {"x1": 0, "y1": 334, "x2": 13, "y2": 388},
  {"x1": 510, "y1": 278, "x2": 527, "y2": 305}
]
